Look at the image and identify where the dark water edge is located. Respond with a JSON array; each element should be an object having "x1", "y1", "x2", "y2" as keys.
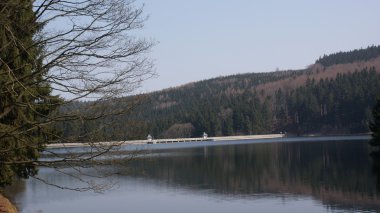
[{"x1": 3, "y1": 135, "x2": 380, "y2": 213}]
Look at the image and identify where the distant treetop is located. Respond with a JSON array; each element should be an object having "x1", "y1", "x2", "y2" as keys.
[{"x1": 316, "y1": 45, "x2": 380, "y2": 67}]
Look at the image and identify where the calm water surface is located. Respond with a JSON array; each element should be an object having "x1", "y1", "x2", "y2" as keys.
[{"x1": 4, "y1": 136, "x2": 380, "y2": 213}]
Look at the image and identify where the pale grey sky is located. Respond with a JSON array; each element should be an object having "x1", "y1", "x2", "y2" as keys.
[{"x1": 137, "y1": 0, "x2": 380, "y2": 92}]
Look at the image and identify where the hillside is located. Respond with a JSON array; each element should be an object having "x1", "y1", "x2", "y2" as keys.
[{"x1": 59, "y1": 45, "x2": 380, "y2": 141}]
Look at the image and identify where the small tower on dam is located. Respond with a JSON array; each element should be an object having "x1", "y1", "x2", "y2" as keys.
[
  {"x1": 203, "y1": 132, "x2": 208, "y2": 139},
  {"x1": 147, "y1": 134, "x2": 154, "y2": 144}
]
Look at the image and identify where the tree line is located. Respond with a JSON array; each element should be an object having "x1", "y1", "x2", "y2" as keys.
[
  {"x1": 60, "y1": 66, "x2": 380, "y2": 141},
  {"x1": 316, "y1": 45, "x2": 380, "y2": 67}
]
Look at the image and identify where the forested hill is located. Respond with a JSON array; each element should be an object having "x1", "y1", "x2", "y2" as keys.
[
  {"x1": 60, "y1": 45, "x2": 380, "y2": 141},
  {"x1": 316, "y1": 45, "x2": 380, "y2": 67}
]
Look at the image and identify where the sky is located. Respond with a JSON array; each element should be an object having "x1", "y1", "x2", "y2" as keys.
[{"x1": 136, "y1": 0, "x2": 380, "y2": 92}]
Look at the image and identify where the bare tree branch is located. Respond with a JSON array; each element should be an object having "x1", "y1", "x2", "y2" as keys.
[{"x1": 0, "y1": 0, "x2": 155, "y2": 190}]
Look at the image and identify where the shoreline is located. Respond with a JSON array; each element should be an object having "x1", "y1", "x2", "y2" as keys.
[
  {"x1": 45, "y1": 133, "x2": 372, "y2": 149},
  {"x1": 46, "y1": 134, "x2": 285, "y2": 149}
]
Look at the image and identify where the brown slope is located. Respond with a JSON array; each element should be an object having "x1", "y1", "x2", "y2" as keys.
[{"x1": 256, "y1": 56, "x2": 380, "y2": 97}]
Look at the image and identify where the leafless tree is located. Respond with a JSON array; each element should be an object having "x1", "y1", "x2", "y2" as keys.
[
  {"x1": 0, "y1": 0, "x2": 155, "y2": 191},
  {"x1": 35, "y1": 0, "x2": 154, "y2": 100}
]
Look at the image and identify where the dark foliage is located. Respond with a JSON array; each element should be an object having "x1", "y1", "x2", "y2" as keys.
[
  {"x1": 0, "y1": 1, "x2": 60, "y2": 186},
  {"x1": 60, "y1": 67, "x2": 380, "y2": 141},
  {"x1": 316, "y1": 45, "x2": 380, "y2": 67},
  {"x1": 57, "y1": 46, "x2": 380, "y2": 141},
  {"x1": 370, "y1": 96, "x2": 380, "y2": 147},
  {"x1": 276, "y1": 68, "x2": 379, "y2": 134}
]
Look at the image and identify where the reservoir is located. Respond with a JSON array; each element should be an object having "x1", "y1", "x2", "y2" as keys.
[{"x1": 4, "y1": 136, "x2": 380, "y2": 213}]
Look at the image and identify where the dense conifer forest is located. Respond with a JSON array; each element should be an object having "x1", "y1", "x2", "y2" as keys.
[
  {"x1": 316, "y1": 45, "x2": 380, "y2": 67},
  {"x1": 59, "y1": 46, "x2": 380, "y2": 141}
]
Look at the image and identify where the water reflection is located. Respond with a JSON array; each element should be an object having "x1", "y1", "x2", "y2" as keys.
[
  {"x1": 371, "y1": 151, "x2": 380, "y2": 191},
  {"x1": 4, "y1": 138, "x2": 380, "y2": 212},
  {"x1": 121, "y1": 140, "x2": 380, "y2": 211}
]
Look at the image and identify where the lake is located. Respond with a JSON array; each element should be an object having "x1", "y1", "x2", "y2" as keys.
[{"x1": 4, "y1": 136, "x2": 380, "y2": 213}]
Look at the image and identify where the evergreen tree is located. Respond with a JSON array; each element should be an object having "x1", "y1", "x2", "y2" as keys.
[
  {"x1": 0, "y1": 0, "x2": 153, "y2": 191},
  {"x1": 0, "y1": 1, "x2": 60, "y2": 186},
  {"x1": 370, "y1": 96, "x2": 380, "y2": 147}
]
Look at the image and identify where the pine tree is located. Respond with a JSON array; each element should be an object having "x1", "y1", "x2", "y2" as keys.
[
  {"x1": 370, "y1": 95, "x2": 380, "y2": 147},
  {"x1": 0, "y1": 0, "x2": 61, "y2": 186}
]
